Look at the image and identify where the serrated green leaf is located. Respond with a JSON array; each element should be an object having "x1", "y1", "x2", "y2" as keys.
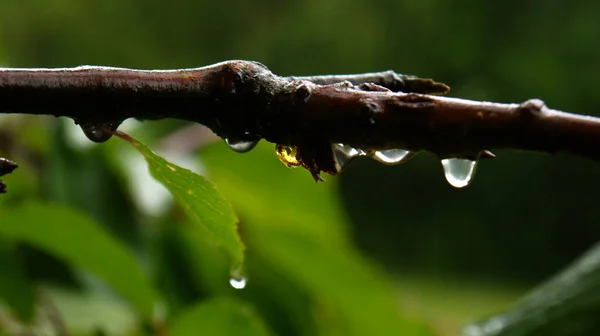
[
  {"x1": 200, "y1": 143, "x2": 432, "y2": 336},
  {"x1": 117, "y1": 131, "x2": 244, "y2": 270},
  {"x1": 0, "y1": 202, "x2": 156, "y2": 319},
  {"x1": 169, "y1": 298, "x2": 272, "y2": 336}
]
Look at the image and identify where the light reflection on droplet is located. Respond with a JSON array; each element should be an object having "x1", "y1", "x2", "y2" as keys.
[
  {"x1": 441, "y1": 158, "x2": 477, "y2": 188},
  {"x1": 335, "y1": 144, "x2": 365, "y2": 157},
  {"x1": 369, "y1": 149, "x2": 414, "y2": 165},
  {"x1": 332, "y1": 143, "x2": 366, "y2": 172},
  {"x1": 224, "y1": 136, "x2": 259, "y2": 153},
  {"x1": 229, "y1": 277, "x2": 247, "y2": 289}
]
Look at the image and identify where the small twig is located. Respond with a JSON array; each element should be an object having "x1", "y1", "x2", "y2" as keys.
[
  {"x1": 285, "y1": 70, "x2": 450, "y2": 94},
  {"x1": 0, "y1": 158, "x2": 18, "y2": 194},
  {"x1": 1, "y1": 60, "x2": 599, "y2": 180}
]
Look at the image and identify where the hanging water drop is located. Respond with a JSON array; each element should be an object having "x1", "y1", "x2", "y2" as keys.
[
  {"x1": 79, "y1": 122, "x2": 120, "y2": 143},
  {"x1": 224, "y1": 134, "x2": 259, "y2": 153},
  {"x1": 369, "y1": 149, "x2": 415, "y2": 165},
  {"x1": 229, "y1": 276, "x2": 247, "y2": 289},
  {"x1": 441, "y1": 158, "x2": 477, "y2": 188},
  {"x1": 334, "y1": 144, "x2": 365, "y2": 158},
  {"x1": 332, "y1": 143, "x2": 366, "y2": 172}
]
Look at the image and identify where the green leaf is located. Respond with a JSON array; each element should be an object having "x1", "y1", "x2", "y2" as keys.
[
  {"x1": 0, "y1": 241, "x2": 35, "y2": 322},
  {"x1": 463, "y1": 241, "x2": 600, "y2": 336},
  {"x1": 169, "y1": 298, "x2": 272, "y2": 336},
  {"x1": 116, "y1": 132, "x2": 244, "y2": 270},
  {"x1": 200, "y1": 142, "x2": 432, "y2": 335},
  {"x1": 0, "y1": 202, "x2": 156, "y2": 319}
]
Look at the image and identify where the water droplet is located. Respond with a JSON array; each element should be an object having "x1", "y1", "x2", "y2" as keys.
[
  {"x1": 334, "y1": 144, "x2": 365, "y2": 158},
  {"x1": 229, "y1": 276, "x2": 247, "y2": 289},
  {"x1": 369, "y1": 149, "x2": 415, "y2": 165},
  {"x1": 275, "y1": 144, "x2": 300, "y2": 168},
  {"x1": 225, "y1": 135, "x2": 259, "y2": 153},
  {"x1": 80, "y1": 122, "x2": 120, "y2": 143},
  {"x1": 441, "y1": 158, "x2": 477, "y2": 188},
  {"x1": 332, "y1": 144, "x2": 366, "y2": 172}
]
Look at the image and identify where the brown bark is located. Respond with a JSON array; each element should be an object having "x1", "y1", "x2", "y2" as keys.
[{"x1": 1, "y1": 60, "x2": 599, "y2": 180}]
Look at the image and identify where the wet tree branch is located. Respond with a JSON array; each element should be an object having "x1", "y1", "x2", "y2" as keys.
[{"x1": 1, "y1": 60, "x2": 600, "y2": 182}]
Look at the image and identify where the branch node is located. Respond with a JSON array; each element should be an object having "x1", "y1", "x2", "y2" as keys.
[
  {"x1": 333, "y1": 80, "x2": 355, "y2": 89},
  {"x1": 361, "y1": 98, "x2": 384, "y2": 116},
  {"x1": 357, "y1": 83, "x2": 391, "y2": 92},
  {"x1": 394, "y1": 93, "x2": 437, "y2": 108},
  {"x1": 292, "y1": 83, "x2": 312, "y2": 105},
  {"x1": 519, "y1": 98, "x2": 547, "y2": 116}
]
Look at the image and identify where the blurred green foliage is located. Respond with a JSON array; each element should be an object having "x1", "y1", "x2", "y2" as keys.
[{"x1": 1, "y1": 0, "x2": 600, "y2": 335}]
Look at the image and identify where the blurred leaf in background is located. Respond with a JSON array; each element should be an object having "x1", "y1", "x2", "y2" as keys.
[{"x1": 1, "y1": 0, "x2": 600, "y2": 335}]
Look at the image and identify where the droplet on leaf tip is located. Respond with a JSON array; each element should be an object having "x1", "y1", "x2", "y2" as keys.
[
  {"x1": 229, "y1": 276, "x2": 247, "y2": 289},
  {"x1": 441, "y1": 158, "x2": 477, "y2": 188}
]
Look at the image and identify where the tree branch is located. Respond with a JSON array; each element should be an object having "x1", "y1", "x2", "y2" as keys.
[{"x1": 1, "y1": 60, "x2": 599, "y2": 182}]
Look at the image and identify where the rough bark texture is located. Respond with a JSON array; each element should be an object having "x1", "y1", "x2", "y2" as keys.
[{"x1": 1, "y1": 60, "x2": 599, "y2": 181}]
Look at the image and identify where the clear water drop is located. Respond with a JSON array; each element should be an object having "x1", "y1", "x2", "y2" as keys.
[
  {"x1": 441, "y1": 158, "x2": 477, "y2": 188},
  {"x1": 229, "y1": 276, "x2": 247, "y2": 289},
  {"x1": 332, "y1": 143, "x2": 366, "y2": 172},
  {"x1": 225, "y1": 135, "x2": 259, "y2": 153},
  {"x1": 369, "y1": 149, "x2": 415, "y2": 165},
  {"x1": 79, "y1": 122, "x2": 120, "y2": 143}
]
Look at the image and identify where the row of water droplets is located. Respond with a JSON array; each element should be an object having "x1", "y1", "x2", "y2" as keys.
[
  {"x1": 78, "y1": 119, "x2": 476, "y2": 189},
  {"x1": 221, "y1": 136, "x2": 478, "y2": 188},
  {"x1": 333, "y1": 144, "x2": 477, "y2": 188}
]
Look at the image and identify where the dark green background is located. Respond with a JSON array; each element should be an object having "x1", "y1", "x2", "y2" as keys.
[{"x1": 1, "y1": 1, "x2": 599, "y2": 335}]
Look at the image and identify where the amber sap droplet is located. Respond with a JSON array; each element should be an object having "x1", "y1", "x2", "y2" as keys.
[
  {"x1": 441, "y1": 158, "x2": 477, "y2": 188},
  {"x1": 275, "y1": 144, "x2": 301, "y2": 168},
  {"x1": 369, "y1": 149, "x2": 415, "y2": 165}
]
